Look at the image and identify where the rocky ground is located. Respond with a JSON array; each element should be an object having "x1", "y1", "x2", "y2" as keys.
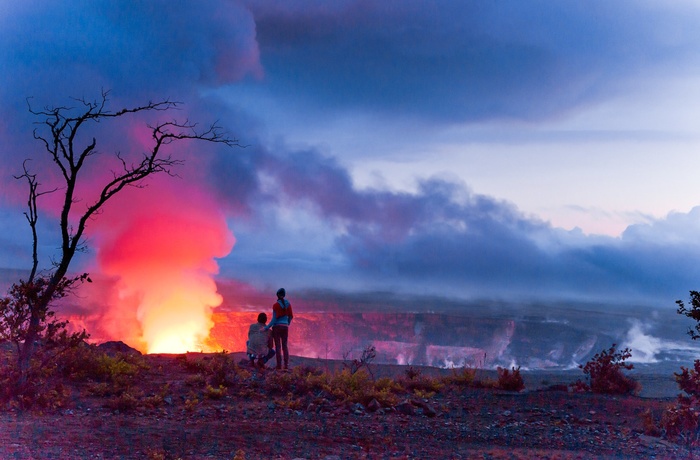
[{"x1": 0, "y1": 352, "x2": 693, "y2": 459}]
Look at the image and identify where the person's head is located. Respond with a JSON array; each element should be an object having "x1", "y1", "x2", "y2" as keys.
[
  {"x1": 276, "y1": 288, "x2": 286, "y2": 299},
  {"x1": 257, "y1": 312, "x2": 267, "y2": 324}
]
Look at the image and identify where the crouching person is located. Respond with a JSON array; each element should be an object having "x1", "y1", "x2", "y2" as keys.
[{"x1": 246, "y1": 312, "x2": 275, "y2": 369}]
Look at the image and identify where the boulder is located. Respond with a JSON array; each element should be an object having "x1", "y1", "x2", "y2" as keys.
[{"x1": 97, "y1": 341, "x2": 142, "y2": 356}]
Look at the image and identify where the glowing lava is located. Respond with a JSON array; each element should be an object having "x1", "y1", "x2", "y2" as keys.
[
  {"x1": 131, "y1": 271, "x2": 223, "y2": 354},
  {"x1": 95, "y1": 183, "x2": 234, "y2": 354}
]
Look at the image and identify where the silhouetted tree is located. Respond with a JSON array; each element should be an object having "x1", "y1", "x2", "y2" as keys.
[{"x1": 0, "y1": 90, "x2": 238, "y2": 395}]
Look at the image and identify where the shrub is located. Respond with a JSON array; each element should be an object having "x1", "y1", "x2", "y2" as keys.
[
  {"x1": 265, "y1": 368, "x2": 301, "y2": 395},
  {"x1": 142, "y1": 384, "x2": 170, "y2": 409},
  {"x1": 184, "y1": 374, "x2": 207, "y2": 388},
  {"x1": 177, "y1": 355, "x2": 208, "y2": 374},
  {"x1": 204, "y1": 384, "x2": 227, "y2": 400},
  {"x1": 329, "y1": 368, "x2": 373, "y2": 401},
  {"x1": 177, "y1": 352, "x2": 238, "y2": 388},
  {"x1": 371, "y1": 387, "x2": 400, "y2": 407},
  {"x1": 641, "y1": 408, "x2": 662, "y2": 437},
  {"x1": 573, "y1": 344, "x2": 638, "y2": 395},
  {"x1": 663, "y1": 293, "x2": 700, "y2": 450},
  {"x1": 343, "y1": 345, "x2": 376, "y2": 378},
  {"x1": 0, "y1": 352, "x2": 74, "y2": 410},
  {"x1": 206, "y1": 352, "x2": 236, "y2": 388},
  {"x1": 60, "y1": 345, "x2": 145, "y2": 384},
  {"x1": 441, "y1": 366, "x2": 478, "y2": 388},
  {"x1": 405, "y1": 366, "x2": 421, "y2": 380},
  {"x1": 661, "y1": 395, "x2": 700, "y2": 448},
  {"x1": 675, "y1": 360, "x2": 700, "y2": 397},
  {"x1": 375, "y1": 376, "x2": 402, "y2": 393},
  {"x1": 263, "y1": 365, "x2": 327, "y2": 397},
  {"x1": 399, "y1": 371, "x2": 443, "y2": 396},
  {"x1": 496, "y1": 366, "x2": 525, "y2": 391},
  {"x1": 184, "y1": 394, "x2": 199, "y2": 412},
  {"x1": 661, "y1": 359, "x2": 700, "y2": 450},
  {"x1": 105, "y1": 391, "x2": 140, "y2": 412}
]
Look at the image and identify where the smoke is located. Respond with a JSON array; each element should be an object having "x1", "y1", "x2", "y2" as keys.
[
  {"x1": 622, "y1": 319, "x2": 700, "y2": 364},
  {"x1": 92, "y1": 178, "x2": 234, "y2": 353}
]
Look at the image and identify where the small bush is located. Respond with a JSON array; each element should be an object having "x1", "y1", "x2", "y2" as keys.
[
  {"x1": 265, "y1": 369, "x2": 299, "y2": 394},
  {"x1": 86, "y1": 382, "x2": 112, "y2": 397},
  {"x1": 0, "y1": 357, "x2": 73, "y2": 410},
  {"x1": 329, "y1": 368, "x2": 373, "y2": 401},
  {"x1": 143, "y1": 384, "x2": 170, "y2": 409},
  {"x1": 60, "y1": 345, "x2": 146, "y2": 386},
  {"x1": 399, "y1": 373, "x2": 443, "y2": 395},
  {"x1": 441, "y1": 366, "x2": 478, "y2": 387},
  {"x1": 371, "y1": 387, "x2": 400, "y2": 407},
  {"x1": 343, "y1": 345, "x2": 376, "y2": 377},
  {"x1": 661, "y1": 359, "x2": 700, "y2": 449},
  {"x1": 661, "y1": 395, "x2": 700, "y2": 448},
  {"x1": 204, "y1": 384, "x2": 227, "y2": 400},
  {"x1": 496, "y1": 366, "x2": 525, "y2": 392},
  {"x1": 675, "y1": 360, "x2": 700, "y2": 397},
  {"x1": 278, "y1": 392, "x2": 304, "y2": 410},
  {"x1": 263, "y1": 366, "x2": 327, "y2": 397},
  {"x1": 375, "y1": 376, "x2": 402, "y2": 393},
  {"x1": 177, "y1": 355, "x2": 208, "y2": 374},
  {"x1": 573, "y1": 344, "x2": 638, "y2": 395},
  {"x1": 641, "y1": 408, "x2": 662, "y2": 437},
  {"x1": 413, "y1": 388, "x2": 436, "y2": 399},
  {"x1": 184, "y1": 395, "x2": 199, "y2": 412},
  {"x1": 105, "y1": 391, "x2": 140, "y2": 412},
  {"x1": 207, "y1": 352, "x2": 235, "y2": 388},
  {"x1": 184, "y1": 374, "x2": 207, "y2": 388},
  {"x1": 405, "y1": 366, "x2": 421, "y2": 380}
]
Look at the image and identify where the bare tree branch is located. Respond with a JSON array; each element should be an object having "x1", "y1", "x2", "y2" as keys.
[{"x1": 7, "y1": 91, "x2": 241, "y2": 383}]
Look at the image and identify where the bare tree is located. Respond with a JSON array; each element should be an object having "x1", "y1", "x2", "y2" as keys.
[
  {"x1": 343, "y1": 344, "x2": 377, "y2": 378},
  {"x1": 1, "y1": 90, "x2": 239, "y2": 388}
]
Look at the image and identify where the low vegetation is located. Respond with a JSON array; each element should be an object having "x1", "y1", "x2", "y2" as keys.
[
  {"x1": 0, "y1": 338, "x2": 535, "y2": 415},
  {"x1": 571, "y1": 343, "x2": 639, "y2": 395},
  {"x1": 655, "y1": 291, "x2": 700, "y2": 455}
]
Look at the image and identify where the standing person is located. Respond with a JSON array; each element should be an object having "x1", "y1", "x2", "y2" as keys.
[
  {"x1": 266, "y1": 288, "x2": 293, "y2": 370},
  {"x1": 246, "y1": 312, "x2": 275, "y2": 369}
]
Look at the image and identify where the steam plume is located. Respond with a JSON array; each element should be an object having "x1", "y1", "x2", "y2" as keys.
[{"x1": 93, "y1": 179, "x2": 234, "y2": 353}]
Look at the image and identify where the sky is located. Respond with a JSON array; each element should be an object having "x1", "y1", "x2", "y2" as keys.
[{"x1": 3, "y1": 0, "x2": 700, "y2": 314}]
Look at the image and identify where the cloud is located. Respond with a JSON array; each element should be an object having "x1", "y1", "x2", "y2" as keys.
[
  {"x1": 243, "y1": 0, "x2": 700, "y2": 122},
  {"x1": 3, "y1": 0, "x2": 700, "y2": 312},
  {"x1": 1, "y1": 1, "x2": 261, "y2": 99},
  {"x1": 237, "y1": 144, "x2": 700, "y2": 302}
]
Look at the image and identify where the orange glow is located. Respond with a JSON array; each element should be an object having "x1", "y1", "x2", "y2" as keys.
[
  {"x1": 93, "y1": 179, "x2": 234, "y2": 354},
  {"x1": 132, "y1": 273, "x2": 222, "y2": 354}
]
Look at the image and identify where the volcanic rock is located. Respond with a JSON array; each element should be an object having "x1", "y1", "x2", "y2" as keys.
[
  {"x1": 97, "y1": 341, "x2": 142, "y2": 356},
  {"x1": 367, "y1": 398, "x2": 382, "y2": 412},
  {"x1": 396, "y1": 400, "x2": 415, "y2": 415}
]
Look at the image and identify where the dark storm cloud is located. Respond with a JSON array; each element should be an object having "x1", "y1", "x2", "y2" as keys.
[
  {"x1": 1, "y1": 1, "x2": 261, "y2": 100},
  {"x1": 244, "y1": 0, "x2": 700, "y2": 122}
]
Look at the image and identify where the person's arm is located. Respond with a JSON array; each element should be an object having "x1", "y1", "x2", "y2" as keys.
[{"x1": 265, "y1": 308, "x2": 278, "y2": 330}]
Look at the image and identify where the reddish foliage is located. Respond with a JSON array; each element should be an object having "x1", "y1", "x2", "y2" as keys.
[
  {"x1": 496, "y1": 366, "x2": 524, "y2": 391},
  {"x1": 575, "y1": 344, "x2": 639, "y2": 395},
  {"x1": 661, "y1": 359, "x2": 700, "y2": 448},
  {"x1": 675, "y1": 359, "x2": 700, "y2": 397}
]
